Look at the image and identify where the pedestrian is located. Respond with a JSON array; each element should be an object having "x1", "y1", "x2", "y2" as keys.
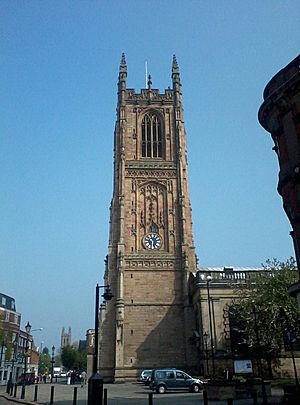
[
  {"x1": 223, "y1": 367, "x2": 232, "y2": 381},
  {"x1": 81, "y1": 371, "x2": 87, "y2": 387},
  {"x1": 67, "y1": 373, "x2": 71, "y2": 385}
]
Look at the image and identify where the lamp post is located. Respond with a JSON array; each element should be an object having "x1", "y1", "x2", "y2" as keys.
[
  {"x1": 22, "y1": 324, "x2": 42, "y2": 384},
  {"x1": 51, "y1": 346, "x2": 55, "y2": 383},
  {"x1": 20, "y1": 321, "x2": 32, "y2": 399},
  {"x1": 206, "y1": 276, "x2": 215, "y2": 377},
  {"x1": 88, "y1": 284, "x2": 113, "y2": 405},
  {"x1": 10, "y1": 336, "x2": 18, "y2": 382},
  {"x1": 203, "y1": 331, "x2": 209, "y2": 376},
  {"x1": 24, "y1": 322, "x2": 32, "y2": 379}
]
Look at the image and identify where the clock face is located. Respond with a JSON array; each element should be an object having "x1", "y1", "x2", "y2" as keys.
[{"x1": 144, "y1": 233, "x2": 161, "y2": 250}]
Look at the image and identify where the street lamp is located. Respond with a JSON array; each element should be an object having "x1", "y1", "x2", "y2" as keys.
[
  {"x1": 10, "y1": 335, "x2": 18, "y2": 381},
  {"x1": 206, "y1": 276, "x2": 216, "y2": 377},
  {"x1": 22, "y1": 323, "x2": 42, "y2": 385},
  {"x1": 51, "y1": 346, "x2": 55, "y2": 383},
  {"x1": 24, "y1": 322, "x2": 32, "y2": 377},
  {"x1": 203, "y1": 331, "x2": 209, "y2": 376},
  {"x1": 88, "y1": 283, "x2": 113, "y2": 405},
  {"x1": 20, "y1": 321, "x2": 32, "y2": 398}
]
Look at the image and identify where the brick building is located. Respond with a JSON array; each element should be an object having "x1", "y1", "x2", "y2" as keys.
[
  {"x1": 0, "y1": 293, "x2": 38, "y2": 384},
  {"x1": 258, "y1": 55, "x2": 300, "y2": 306},
  {"x1": 0, "y1": 293, "x2": 21, "y2": 385}
]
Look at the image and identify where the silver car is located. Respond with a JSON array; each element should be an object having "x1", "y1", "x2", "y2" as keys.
[{"x1": 138, "y1": 369, "x2": 152, "y2": 385}]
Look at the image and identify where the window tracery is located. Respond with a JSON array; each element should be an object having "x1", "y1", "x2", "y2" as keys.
[{"x1": 141, "y1": 112, "x2": 163, "y2": 158}]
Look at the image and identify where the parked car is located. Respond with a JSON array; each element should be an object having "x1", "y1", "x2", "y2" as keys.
[
  {"x1": 138, "y1": 369, "x2": 152, "y2": 385},
  {"x1": 150, "y1": 368, "x2": 204, "y2": 394}
]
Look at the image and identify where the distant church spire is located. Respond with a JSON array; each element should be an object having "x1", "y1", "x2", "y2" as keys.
[
  {"x1": 61, "y1": 326, "x2": 71, "y2": 348},
  {"x1": 147, "y1": 74, "x2": 152, "y2": 89}
]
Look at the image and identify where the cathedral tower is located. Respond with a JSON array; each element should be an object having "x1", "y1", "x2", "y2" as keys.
[
  {"x1": 61, "y1": 326, "x2": 71, "y2": 348},
  {"x1": 99, "y1": 55, "x2": 198, "y2": 381}
]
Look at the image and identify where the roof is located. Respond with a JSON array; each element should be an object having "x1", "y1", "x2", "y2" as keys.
[{"x1": 197, "y1": 266, "x2": 263, "y2": 272}]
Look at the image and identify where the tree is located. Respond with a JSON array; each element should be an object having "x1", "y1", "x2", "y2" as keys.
[
  {"x1": 77, "y1": 348, "x2": 87, "y2": 370},
  {"x1": 38, "y1": 352, "x2": 51, "y2": 374},
  {"x1": 229, "y1": 257, "x2": 300, "y2": 378},
  {"x1": 60, "y1": 345, "x2": 86, "y2": 371}
]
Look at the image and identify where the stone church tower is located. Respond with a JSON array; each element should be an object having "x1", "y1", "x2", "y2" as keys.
[
  {"x1": 61, "y1": 327, "x2": 71, "y2": 348},
  {"x1": 99, "y1": 54, "x2": 198, "y2": 381}
]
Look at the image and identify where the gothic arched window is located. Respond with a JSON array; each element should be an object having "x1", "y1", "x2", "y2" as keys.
[{"x1": 141, "y1": 112, "x2": 163, "y2": 158}]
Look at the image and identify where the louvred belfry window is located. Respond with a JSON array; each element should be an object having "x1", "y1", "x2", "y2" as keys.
[{"x1": 141, "y1": 112, "x2": 163, "y2": 158}]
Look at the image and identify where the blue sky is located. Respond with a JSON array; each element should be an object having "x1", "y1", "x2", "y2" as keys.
[{"x1": 1, "y1": 1, "x2": 299, "y2": 350}]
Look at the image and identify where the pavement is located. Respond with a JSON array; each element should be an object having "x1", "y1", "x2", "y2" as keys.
[{"x1": 0, "y1": 382, "x2": 285, "y2": 405}]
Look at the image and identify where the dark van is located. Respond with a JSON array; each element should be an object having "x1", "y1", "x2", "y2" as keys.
[{"x1": 150, "y1": 368, "x2": 203, "y2": 394}]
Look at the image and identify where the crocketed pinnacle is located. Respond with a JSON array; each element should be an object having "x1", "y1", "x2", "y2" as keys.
[
  {"x1": 119, "y1": 53, "x2": 127, "y2": 73},
  {"x1": 172, "y1": 54, "x2": 180, "y2": 84},
  {"x1": 172, "y1": 54, "x2": 179, "y2": 73}
]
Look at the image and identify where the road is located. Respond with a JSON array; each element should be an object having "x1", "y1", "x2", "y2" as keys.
[
  {"x1": 0, "y1": 398, "x2": 12, "y2": 405},
  {"x1": 0, "y1": 382, "x2": 283, "y2": 404}
]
